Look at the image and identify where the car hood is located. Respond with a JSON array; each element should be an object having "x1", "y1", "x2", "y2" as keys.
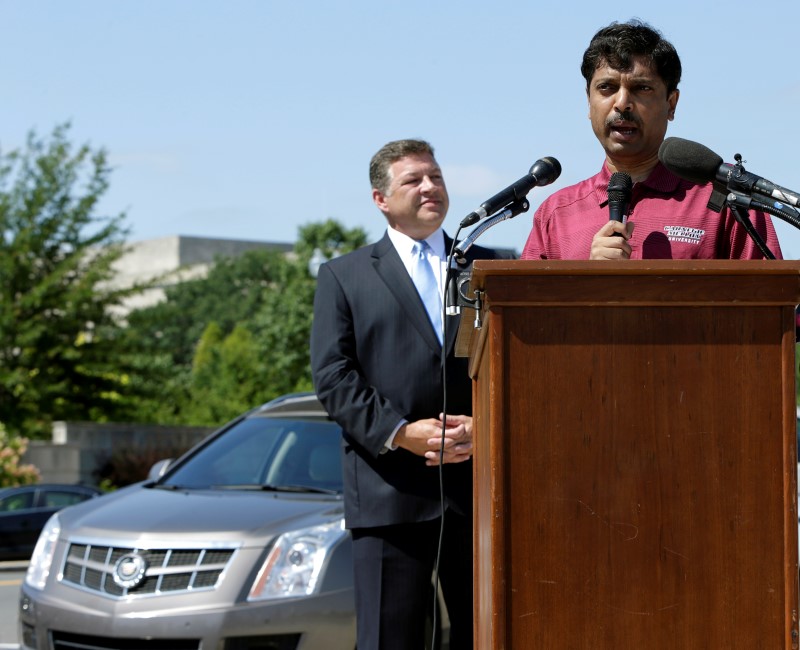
[{"x1": 56, "y1": 485, "x2": 344, "y2": 548}]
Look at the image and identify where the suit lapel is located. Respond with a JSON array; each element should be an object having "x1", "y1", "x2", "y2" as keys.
[{"x1": 371, "y1": 233, "x2": 445, "y2": 355}]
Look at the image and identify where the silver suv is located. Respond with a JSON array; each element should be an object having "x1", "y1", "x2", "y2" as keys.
[{"x1": 18, "y1": 393, "x2": 358, "y2": 650}]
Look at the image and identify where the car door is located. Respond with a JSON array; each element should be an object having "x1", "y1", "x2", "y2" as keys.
[
  {"x1": 25, "y1": 488, "x2": 96, "y2": 550},
  {"x1": 0, "y1": 488, "x2": 36, "y2": 557}
]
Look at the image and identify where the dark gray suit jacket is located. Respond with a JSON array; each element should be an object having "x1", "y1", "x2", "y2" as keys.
[{"x1": 310, "y1": 231, "x2": 512, "y2": 529}]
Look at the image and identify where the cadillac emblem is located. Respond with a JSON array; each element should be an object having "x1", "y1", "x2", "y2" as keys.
[{"x1": 112, "y1": 552, "x2": 148, "y2": 589}]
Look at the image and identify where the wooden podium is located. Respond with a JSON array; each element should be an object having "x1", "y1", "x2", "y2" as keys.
[{"x1": 460, "y1": 260, "x2": 800, "y2": 649}]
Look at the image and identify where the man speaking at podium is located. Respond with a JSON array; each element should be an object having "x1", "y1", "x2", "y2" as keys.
[{"x1": 521, "y1": 19, "x2": 782, "y2": 261}]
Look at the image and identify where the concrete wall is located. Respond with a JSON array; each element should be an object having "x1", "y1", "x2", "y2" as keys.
[
  {"x1": 23, "y1": 421, "x2": 216, "y2": 486},
  {"x1": 108, "y1": 235, "x2": 294, "y2": 313}
]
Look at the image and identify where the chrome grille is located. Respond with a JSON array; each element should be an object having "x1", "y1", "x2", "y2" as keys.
[{"x1": 60, "y1": 541, "x2": 236, "y2": 599}]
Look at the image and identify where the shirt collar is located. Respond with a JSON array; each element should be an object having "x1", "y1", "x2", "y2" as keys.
[
  {"x1": 593, "y1": 160, "x2": 683, "y2": 206},
  {"x1": 386, "y1": 227, "x2": 446, "y2": 259}
]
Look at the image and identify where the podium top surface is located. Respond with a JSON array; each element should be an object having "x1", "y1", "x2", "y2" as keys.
[
  {"x1": 455, "y1": 260, "x2": 800, "y2": 357},
  {"x1": 471, "y1": 259, "x2": 800, "y2": 279},
  {"x1": 467, "y1": 259, "x2": 800, "y2": 306}
]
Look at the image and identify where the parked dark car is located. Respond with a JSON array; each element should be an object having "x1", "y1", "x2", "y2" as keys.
[{"x1": 0, "y1": 483, "x2": 101, "y2": 560}]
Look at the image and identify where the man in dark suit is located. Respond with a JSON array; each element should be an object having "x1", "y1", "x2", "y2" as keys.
[{"x1": 311, "y1": 139, "x2": 510, "y2": 649}]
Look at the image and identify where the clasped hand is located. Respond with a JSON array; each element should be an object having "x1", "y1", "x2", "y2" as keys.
[{"x1": 395, "y1": 414, "x2": 473, "y2": 466}]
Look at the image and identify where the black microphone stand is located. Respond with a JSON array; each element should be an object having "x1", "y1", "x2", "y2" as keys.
[
  {"x1": 720, "y1": 153, "x2": 800, "y2": 260},
  {"x1": 433, "y1": 195, "x2": 529, "y2": 650},
  {"x1": 444, "y1": 197, "x2": 529, "y2": 327},
  {"x1": 725, "y1": 194, "x2": 776, "y2": 260}
]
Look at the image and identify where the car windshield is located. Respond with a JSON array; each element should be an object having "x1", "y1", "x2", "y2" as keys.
[{"x1": 159, "y1": 416, "x2": 343, "y2": 493}]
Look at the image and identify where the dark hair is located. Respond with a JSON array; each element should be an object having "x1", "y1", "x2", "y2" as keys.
[
  {"x1": 369, "y1": 139, "x2": 435, "y2": 195},
  {"x1": 581, "y1": 20, "x2": 682, "y2": 94}
]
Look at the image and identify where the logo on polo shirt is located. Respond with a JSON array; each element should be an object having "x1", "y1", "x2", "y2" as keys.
[{"x1": 664, "y1": 226, "x2": 704, "y2": 245}]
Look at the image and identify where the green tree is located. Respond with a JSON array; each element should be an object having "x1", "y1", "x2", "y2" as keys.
[
  {"x1": 293, "y1": 218, "x2": 368, "y2": 267},
  {"x1": 122, "y1": 219, "x2": 367, "y2": 425},
  {"x1": 124, "y1": 247, "x2": 293, "y2": 371},
  {"x1": 120, "y1": 247, "x2": 294, "y2": 424},
  {"x1": 246, "y1": 219, "x2": 368, "y2": 406},
  {"x1": 186, "y1": 322, "x2": 264, "y2": 425},
  {"x1": 0, "y1": 124, "x2": 143, "y2": 436}
]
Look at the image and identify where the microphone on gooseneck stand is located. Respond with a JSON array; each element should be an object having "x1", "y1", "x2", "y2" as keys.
[
  {"x1": 658, "y1": 137, "x2": 800, "y2": 208},
  {"x1": 657, "y1": 136, "x2": 800, "y2": 230},
  {"x1": 657, "y1": 137, "x2": 791, "y2": 259},
  {"x1": 607, "y1": 172, "x2": 632, "y2": 236},
  {"x1": 460, "y1": 157, "x2": 562, "y2": 227}
]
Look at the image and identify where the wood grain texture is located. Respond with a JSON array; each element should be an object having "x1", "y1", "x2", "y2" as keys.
[{"x1": 469, "y1": 261, "x2": 800, "y2": 649}]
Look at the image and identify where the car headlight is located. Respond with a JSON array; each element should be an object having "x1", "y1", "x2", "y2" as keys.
[
  {"x1": 248, "y1": 519, "x2": 346, "y2": 601},
  {"x1": 25, "y1": 513, "x2": 61, "y2": 590}
]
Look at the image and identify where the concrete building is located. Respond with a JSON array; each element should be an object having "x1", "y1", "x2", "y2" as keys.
[{"x1": 109, "y1": 235, "x2": 294, "y2": 313}]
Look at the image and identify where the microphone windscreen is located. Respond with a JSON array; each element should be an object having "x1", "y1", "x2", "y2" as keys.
[
  {"x1": 658, "y1": 137, "x2": 722, "y2": 185},
  {"x1": 530, "y1": 157, "x2": 562, "y2": 186},
  {"x1": 607, "y1": 171, "x2": 632, "y2": 203}
]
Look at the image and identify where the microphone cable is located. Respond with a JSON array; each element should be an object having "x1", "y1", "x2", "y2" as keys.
[
  {"x1": 429, "y1": 224, "x2": 467, "y2": 650},
  {"x1": 427, "y1": 163, "x2": 552, "y2": 646}
]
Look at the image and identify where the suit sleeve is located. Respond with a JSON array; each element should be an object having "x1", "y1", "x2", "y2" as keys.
[{"x1": 310, "y1": 261, "x2": 407, "y2": 458}]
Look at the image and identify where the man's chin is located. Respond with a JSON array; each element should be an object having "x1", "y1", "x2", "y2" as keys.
[
  {"x1": 604, "y1": 134, "x2": 642, "y2": 151},
  {"x1": 419, "y1": 209, "x2": 447, "y2": 223},
  {"x1": 603, "y1": 141, "x2": 646, "y2": 161}
]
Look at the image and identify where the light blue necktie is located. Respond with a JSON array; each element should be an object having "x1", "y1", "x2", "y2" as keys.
[{"x1": 411, "y1": 241, "x2": 443, "y2": 344}]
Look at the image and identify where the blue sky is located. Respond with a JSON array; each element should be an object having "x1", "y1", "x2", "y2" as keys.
[{"x1": 3, "y1": 0, "x2": 799, "y2": 257}]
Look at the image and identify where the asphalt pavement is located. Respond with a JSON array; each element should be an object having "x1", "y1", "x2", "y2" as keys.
[
  {"x1": 0, "y1": 561, "x2": 28, "y2": 571},
  {"x1": 0, "y1": 561, "x2": 27, "y2": 649}
]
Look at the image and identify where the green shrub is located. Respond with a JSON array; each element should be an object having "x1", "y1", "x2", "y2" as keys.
[
  {"x1": 0, "y1": 423, "x2": 41, "y2": 487},
  {"x1": 93, "y1": 443, "x2": 191, "y2": 490}
]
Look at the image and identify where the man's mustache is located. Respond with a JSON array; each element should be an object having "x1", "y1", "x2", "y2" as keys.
[{"x1": 606, "y1": 110, "x2": 641, "y2": 127}]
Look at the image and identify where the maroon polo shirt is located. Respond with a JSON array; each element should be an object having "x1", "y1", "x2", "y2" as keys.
[{"x1": 521, "y1": 162, "x2": 783, "y2": 260}]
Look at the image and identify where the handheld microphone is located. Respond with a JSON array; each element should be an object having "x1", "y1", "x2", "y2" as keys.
[
  {"x1": 460, "y1": 157, "x2": 561, "y2": 227},
  {"x1": 658, "y1": 137, "x2": 800, "y2": 207},
  {"x1": 607, "y1": 172, "x2": 632, "y2": 234}
]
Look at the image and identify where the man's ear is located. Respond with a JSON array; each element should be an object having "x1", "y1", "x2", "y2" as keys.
[
  {"x1": 373, "y1": 188, "x2": 388, "y2": 212},
  {"x1": 667, "y1": 89, "x2": 680, "y2": 121}
]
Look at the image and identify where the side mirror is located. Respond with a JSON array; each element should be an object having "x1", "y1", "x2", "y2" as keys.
[{"x1": 148, "y1": 459, "x2": 173, "y2": 481}]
